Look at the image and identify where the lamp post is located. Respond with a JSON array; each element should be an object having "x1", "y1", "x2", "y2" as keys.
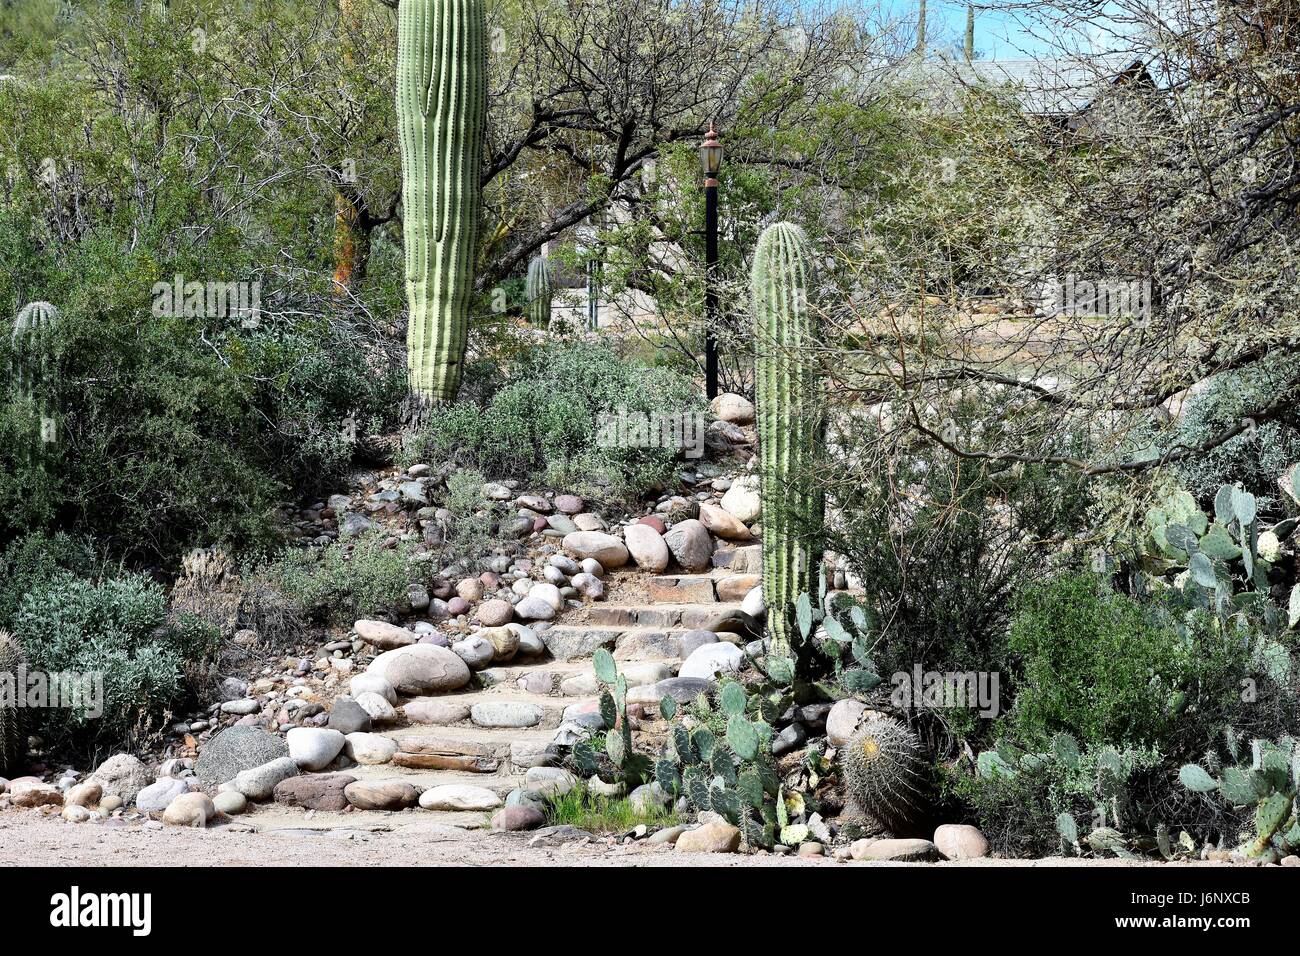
[{"x1": 699, "y1": 121, "x2": 723, "y2": 400}]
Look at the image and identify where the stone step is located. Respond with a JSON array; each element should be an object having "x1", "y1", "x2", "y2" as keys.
[
  {"x1": 375, "y1": 722, "x2": 559, "y2": 771},
  {"x1": 711, "y1": 544, "x2": 761, "y2": 574},
  {"x1": 644, "y1": 572, "x2": 758, "y2": 604},
  {"x1": 588, "y1": 602, "x2": 743, "y2": 630},
  {"x1": 400, "y1": 689, "x2": 580, "y2": 730},
  {"x1": 344, "y1": 762, "x2": 523, "y2": 799}
]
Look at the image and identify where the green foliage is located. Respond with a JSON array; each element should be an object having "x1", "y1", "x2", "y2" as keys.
[
  {"x1": 543, "y1": 782, "x2": 680, "y2": 834},
  {"x1": 752, "y1": 222, "x2": 825, "y2": 675},
  {"x1": 0, "y1": 530, "x2": 98, "y2": 627},
  {"x1": 253, "y1": 532, "x2": 429, "y2": 626},
  {"x1": 9, "y1": 569, "x2": 217, "y2": 755},
  {"x1": 1179, "y1": 736, "x2": 1300, "y2": 860},
  {"x1": 404, "y1": 340, "x2": 701, "y2": 501}
]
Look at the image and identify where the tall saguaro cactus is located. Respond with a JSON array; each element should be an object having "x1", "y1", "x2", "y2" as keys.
[
  {"x1": 751, "y1": 222, "x2": 825, "y2": 674},
  {"x1": 525, "y1": 256, "x2": 553, "y2": 326},
  {"x1": 398, "y1": 0, "x2": 487, "y2": 404},
  {"x1": 10, "y1": 301, "x2": 59, "y2": 458}
]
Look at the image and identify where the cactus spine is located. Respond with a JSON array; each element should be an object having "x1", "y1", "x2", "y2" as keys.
[
  {"x1": 397, "y1": 0, "x2": 486, "y2": 403},
  {"x1": 751, "y1": 222, "x2": 824, "y2": 673},
  {"x1": 843, "y1": 717, "x2": 932, "y2": 834},
  {"x1": 0, "y1": 630, "x2": 25, "y2": 776},
  {"x1": 9, "y1": 301, "x2": 59, "y2": 457},
  {"x1": 525, "y1": 256, "x2": 552, "y2": 326}
]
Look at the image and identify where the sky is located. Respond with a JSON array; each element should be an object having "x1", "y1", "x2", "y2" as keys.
[{"x1": 878, "y1": 1, "x2": 1106, "y2": 59}]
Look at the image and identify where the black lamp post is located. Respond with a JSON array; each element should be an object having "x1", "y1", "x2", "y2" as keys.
[{"x1": 700, "y1": 121, "x2": 723, "y2": 400}]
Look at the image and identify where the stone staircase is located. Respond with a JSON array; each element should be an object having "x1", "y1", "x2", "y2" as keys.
[{"x1": 309, "y1": 555, "x2": 757, "y2": 829}]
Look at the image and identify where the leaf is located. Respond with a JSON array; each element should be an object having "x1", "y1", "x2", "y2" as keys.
[
  {"x1": 1219, "y1": 766, "x2": 1258, "y2": 805},
  {"x1": 1198, "y1": 522, "x2": 1241, "y2": 560},
  {"x1": 605, "y1": 728, "x2": 625, "y2": 766},
  {"x1": 659, "y1": 694, "x2": 677, "y2": 722},
  {"x1": 1255, "y1": 639, "x2": 1291, "y2": 684},
  {"x1": 795, "y1": 593, "x2": 813, "y2": 639},
  {"x1": 775, "y1": 785, "x2": 788, "y2": 827},
  {"x1": 1232, "y1": 486, "x2": 1257, "y2": 527},
  {"x1": 654, "y1": 759, "x2": 680, "y2": 796},
  {"x1": 766, "y1": 655, "x2": 794, "y2": 686},
  {"x1": 1290, "y1": 464, "x2": 1300, "y2": 503},
  {"x1": 1051, "y1": 733, "x2": 1080, "y2": 769},
  {"x1": 1178, "y1": 764, "x2": 1218, "y2": 793},
  {"x1": 1056, "y1": 812, "x2": 1079, "y2": 845},
  {"x1": 1165, "y1": 523, "x2": 1197, "y2": 556},
  {"x1": 1189, "y1": 552, "x2": 1218, "y2": 588},
  {"x1": 672, "y1": 725, "x2": 694, "y2": 764},
  {"x1": 1214, "y1": 484, "x2": 1236, "y2": 524},
  {"x1": 976, "y1": 750, "x2": 1015, "y2": 779},
  {"x1": 727, "y1": 714, "x2": 759, "y2": 761},
  {"x1": 692, "y1": 728, "x2": 716, "y2": 760},
  {"x1": 780, "y1": 823, "x2": 810, "y2": 846},
  {"x1": 592, "y1": 647, "x2": 617, "y2": 685},
  {"x1": 822, "y1": 616, "x2": 852, "y2": 644},
  {"x1": 839, "y1": 668, "x2": 881, "y2": 693},
  {"x1": 598, "y1": 690, "x2": 617, "y2": 730},
  {"x1": 720, "y1": 682, "x2": 747, "y2": 716},
  {"x1": 1289, "y1": 585, "x2": 1300, "y2": 628}
]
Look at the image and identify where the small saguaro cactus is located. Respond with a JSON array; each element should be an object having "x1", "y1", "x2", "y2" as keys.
[
  {"x1": 750, "y1": 222, "x2": 825, "y2": 675},
  {"x1": 843, "y1": 717, "x2": 932, "y2": 834},
  {"x1": 0, "y1": 630, "x2": 26, "y2": 777},
  {"x1": 398, "y1": 0, "x2": 487, "y2": 404},
  {"x1": 9, "y1": 301, "x2": 60, "y2": 455},
  {"x1": 525, "y1": 256, "x2": 553, "y2": 326}
]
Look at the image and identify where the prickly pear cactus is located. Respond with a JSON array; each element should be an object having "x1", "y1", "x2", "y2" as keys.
[
  {"x1": 842, "y1": 717, "x2": 932, "y2": 834},
  {"x1": 525, "y1": 256, "x2": 552, "y2": 326},
  {"x1": 398, "y1": 0, "x2": 487, "y2": 403},
  {"x1": 0, "y1": 630, "x2": 26, "y2": 777},
  {"x1": 750, "y1": 222, "x2": 824, "y2": 673}
]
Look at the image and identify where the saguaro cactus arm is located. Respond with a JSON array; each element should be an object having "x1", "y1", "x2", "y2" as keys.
[
  {"x1": 398, "y1": 0, "x2": 487, "y2": 403},
  {"x1": 751, "y1": 222, "x2": 825, "y2": 675},
  {"x1": 525, "y1": 255, "x2": 553, "y2": 326}
]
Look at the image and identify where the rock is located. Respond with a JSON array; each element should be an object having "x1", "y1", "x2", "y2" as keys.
[
  {"x1": 89, "y1": 753, "x2": 154, "y2": 805},
  {"x1": 62, "y1": 804, "x2": 93, "y2": 823},
  {"x1": 720, "y1": 474, "x2": 761, "y2": 523},
  {"x1": 345, "y1": 732, "x2": 398, "y2": 765},
  {"x1": 492, "y1": 805, "x2": 544, "y2": 831},
  {"x1": 477, "y1": 599, "x2": 514, "y2": 627},
  {"x1": 195, "y1": 726, "x2": 290, "y2": 787},
  {"x1": 716, "y1": 573, "x2": 760, "y2": 602},
  {"x1": 826, "y1": 699, "x2": 868, "y2": 747},
  {"x1": 527, "y1": 825, "x2": 594, "y2": 847},
  {"x1": 511, "y1": 624, "x2": 545, "y2": 656},
  {"x1": 554, "y1": 494, "x2": 584, "y2": 514},
  {"x1": 399, "y1": 480, "x2": 429, "y2": 505},
  {"x1": 634, "y1": 676, "x2": 714, "y2": 705},
  {"x1": 100, "y1": 795, "x2": 123, "y2": 813},
  {"x1": 624, "y1": 523, "x2": 671, "y2": 572},
  {"x1": 523, "y1": 767, "x2": 577, "y2": 798},
  {"x1": 702, "y1": 608, "x2": 762, "y2": 640},
  {"x1": 451, "y1": 636, "x2": 495, "y2": 669},
  {"x1": 675, "y1": 629, "x2": 718, "y2": 659},
  {"x1": 478, "y1": 626, "x2": 520, "y2": 662},
  {"x1": 628, "y1": 782, "x2": 671, "y2": 813},
  {"x1": 511, "y1": 740, "x2": 560, "y2": 769},
  {"x1": 663, "y1": 519, "x2": 713, "y2": 571},
  {"x1": 456, "y1": 577, "x2": 485, "y2": 602},
  {"x1": 221, "y1": 698, "x2": 260, "y2": 715},
  {"x1": 447, "y1": 597, "x2": 470, "y2": 616},
  {"x1": 850, "y1": 838, "x2": 940, "y2": 862},
  {"x1": 542, "y1": 626, "x2": 620, "y2": 661},
  {"x1": 649, "y1": 824, "x2": 688, "y2": 844},
  {"x1": 934, "y1": 824, "x2": 989, "y2": 860},
  {"x1": 216, "y1": 677, "x2": 249, "y2": 702},
  {"x1": 740, "y1": 585, "x2": 765, "y2": 618},
  {"x1": 679, "y1": 641, "x2": 745, "y2": 680},
  {"x1": 515, "y1": 596, "x2": 557, "y2": 621},
  {"x1": 344, "y1": 780, "x2": 419, "y2": 811},
  {"x1": 64, "y1": 782, "x2": 102, "y2": 808},
  {"x1": 419, "y1": 785, "x2": 502, "y2": 811},
  {"x1": 352, "y1": 691, "x2": 396, "y2": 724},
  {"x1": 404, "y1": 698, "x2": 471, "y2": 725},
  {"x1": 561, "y1": 531, "x2": 629, "y2": 569},
  {"x1": 699, "y1": 502, "x2": 752, "y2": 541},
  {"x1": 570, "y1": 572, "x2": 604, "y2": 600},
  {"x1": 286, "y1": 727, "x2": 346, "y2": 771},
  {"x1": 573, "y1": 514, "x2": 603, "y2": 532},
  {"x1": 545, "y1": 514, "x2": 578, "y2": 535},
  {"x1": 213, "y1": 791, "x2": 247, "y2": 815},
  {"x1": 9, "y1": 780, "x2": 63, "y2": 808},
  {"x1": 772, "y1": 723, "x2": 807, "y2": 757},
  {"x1": 676, "y1": 823, "x2": 742, "y2": 853},
  {"x1": 471, "y1": 701, "x2": 542, "y2": 728},
  {"x1": 516, "y1": 494, "x2": 551, "y2": 513},
  {"x1": 353, "y1": 620, "x2": 416, "y2": 650},
  {"x1": 233, "y1": 756, "x2": 299, "y2": 801},
  {"x1": 327, "y1": 697, "x2": 373, "y2": 734},
  {"x1": 350, "y1": 672, "x2": 398, "y2": 704},
  {"x1": 162, "y1": 792, "x2": 215, "y2": 828},
  {"x1": 274, "y1": 772, "x2": 357, "y2": 811},
  {"x1": 368, "y1": 643, "x2": 471, "y2": 695},
  {"x1": 135, "y1": 777, "x2": 191, "y2": 813},
  {"x1": 710, "y1": 392, "x2": 756, "y2": 425},
  {"x1": 339, "y1": 513, "x2": 375, "y2": 536}
]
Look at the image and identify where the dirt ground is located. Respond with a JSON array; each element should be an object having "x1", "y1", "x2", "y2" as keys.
[{"x1": 0, "y1": 810, "x2": 1216, "y2": 867}]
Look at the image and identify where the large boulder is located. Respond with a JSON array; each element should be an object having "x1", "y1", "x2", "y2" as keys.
[
  {"x1": 286, "y1": 727, "x2": 346, "y2": 771},
  {"x1": 274, "y1": 772, "x2": 357, "y2": 811},
  {"x1": 719, "y1": 475, "x2": 761, "y2": 523},
  {"x1": 709, "y1": 392, "x2": 755, "y2": 425},
  {"x1": 699, "y1": 502, "x2": 752, "y2": 541},
  {"x1": 89, "y1": 753, "x2": 153, "y2": 805},
  {"x1": 561, "y1": 531, "x2": 629, "y2": 569},
  {"x1": 624, "y1": 523, "x2": 670, "y2": 572},
  {"x1": 135, "y1": 777, "x2": 191, "y2": 813},
  {"x1": 679, "y1": 641, "x2": 745, "y2": 680},
  {"x1": 353, "y1": 620, "x2": 417, "y2": 650},
  {"x1": 162, "y1": 792, "x2": 215, "y2": 828},
  {"x1": 676, "y1": 822, "x2": 741, "y2": 853},
  {"x1": 344, "y1": 779, "x2": 419, "y2": 811},
  {"x1": 195, "y1": 726, "x2": 289, "y2": 786},
  {"x1": 232, "y1": 756, "x2": 298, "y2": 801},
  {"x1": 367, "y1": 643, "x2": 471, "y2": 695},
  {"x1": 663, "y1": 519, "x2": 712, "y2": 571}
]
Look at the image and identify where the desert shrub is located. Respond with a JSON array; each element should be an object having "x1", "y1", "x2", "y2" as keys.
[
  {"x1": 253, "y1": 532, "x2": 430, "y2": 626},
  {"x1": 10, "y1": 569, "x2": 218, "y2": 756},
  {"x1": 0, "y1": 530, "x2": 99, "y2": 626},
  {"x1": 440, "y1": 468, "x2": 505, "y2": 570},
  {"x1": 404, "y1": 340, "x2": 702, "y2": 501}
]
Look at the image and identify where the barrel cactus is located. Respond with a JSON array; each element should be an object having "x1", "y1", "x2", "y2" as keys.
[
  {"x1": 0, "y1": 630, "x2": 25, "y2": 777},
  {"x1": 9, "y1": 301, "x2": 59, "y2": 456},
  {"x1": 751, "y1": 222, "x2": 824, "y2": 674},
  {"x1": 525, "y1": 256, "x2": 553, "y2": 326},
  {"x1": 843, "y1": 717, "x2": 932, "y2": 834},
  {"x1": 397, "y1": 0, "x2": 487, "y2": 404}
]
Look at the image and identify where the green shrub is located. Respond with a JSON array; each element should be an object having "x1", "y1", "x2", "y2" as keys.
[
  {"x1": 404, "y1": 341, "x2": 702, "y2": 501},
  {"x1": 0, "y1": 530, "x2": 99, "y2": 627},
  {"x1": 1007, "y1": 573, "x2": 1199, "y2": 747},
  {"x1": 253, "y1": 532, "x2": 429, "y2": 626},
  {"x1": 10, "y1": 569, "x2": 217, "y2": 755}
]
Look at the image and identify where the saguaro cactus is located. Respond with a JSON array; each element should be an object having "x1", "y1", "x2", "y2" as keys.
[
  {"x1": 751, "y1": 222, "x2": 825, "y2": 674},
  {"x1": 398, "y1": 0, "x2": 487, "y2": 403},
  {"x1": 0, "y1": 630, "x2": 25, "y2": 777},
  {"x1": 525, "y1": 256, "x2": 553, "y2": 326},
  {"x1": 10, "y1": 301, "x2": 59, "y2": 456}
]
